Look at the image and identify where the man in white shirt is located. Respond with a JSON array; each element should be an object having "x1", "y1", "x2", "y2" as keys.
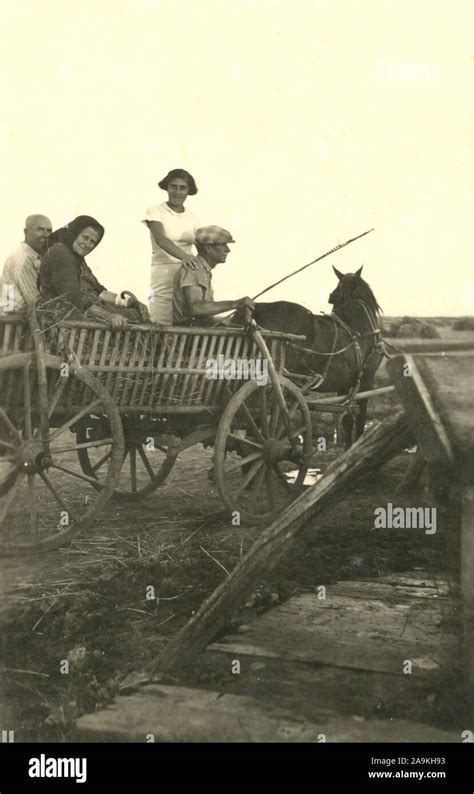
[{"x1": 0, "y1": 214, "x2": 52, "y2": 313}]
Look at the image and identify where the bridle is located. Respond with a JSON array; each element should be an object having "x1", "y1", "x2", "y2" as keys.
[{"x1": 287, "y1": 298, "x2": 385, "y2": 398}]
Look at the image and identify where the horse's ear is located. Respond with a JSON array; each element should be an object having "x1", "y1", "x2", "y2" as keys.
[
  {"x1": 355, "y1": 265, "x2": 363, "y2": 277},
  {"x1": 332, "y1": 266, "x2": 344, "y2": 281}
]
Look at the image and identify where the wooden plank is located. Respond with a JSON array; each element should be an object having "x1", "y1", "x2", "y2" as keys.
[
  {"x1": 180, "y1": 333, "x2": 201, "y2": 403},
  {"x1": 394, "y1": 447, "x2": 427, "y2": 495},
  {"x1": 415, "y1": 355, "x2": 474, "y2": 470},
  {"x1": 74, "y1": 683, "x2": 459, "y2": 743},
  {"x1": 395, "y1": 339, "x2": 474, "y2": 354},
  {"x1": 110, "y1": 329, "x2": 132, "y2": 404},
  {"x1": 387, "y1": 354, "x2": 454, "y2": 463},
  {"x1": 195, "y1": 649, "x2": 446, "y2": 726},
  {"x1": 306, "y1": 385, "x2": 395, "y2": 406},
  {"x1": 461, "y1": 486, "x2": 474, "y2": 716},
  {"x1": 147, "y1": 331, "x2": 169, "y2": 407},
  {"x1": 149, "y1": 413, "x2": 413, "y2": 675},
  {"x1": 186, "y1": 334, "x2": 210, "y2": 405},
  {"x1": 196, "y1": 333, "x2": 217, "y2": 404},
  {"x1": 103, "y1": 330, "x2": 122, "y2": 395},
  {"x1": 388, "y1": 354, "x2": 474, "y2": 474},
  {"x1": 165, "y1": 333, "x2": 188, "y2": 405},
  {"x1": 326, "y1": 577, "x2": 451, "y2": 601},
  {"x1": 202, "y1": 333, "x2": 227, "y2": 405},
  {"x1": 119, "y1": 329, "x2": 142, "y2": 406},
  {"x1": 380, "y1": 573, "x2": 451, "y2": 592},
  {"x1": 209, "y1": 588, "x2": 456, "y2": 677},
  {"x1": 156, "y1": 332, "x2": 178, "y2": 403}
]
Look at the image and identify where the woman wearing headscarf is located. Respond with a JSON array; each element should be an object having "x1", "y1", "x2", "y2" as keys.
[
  {"x1": 39, "y1": 215, "x2": 147, "y2": 327},
  {"x1": 143, "y1": 168, "x2": 200, "y2": 324}
]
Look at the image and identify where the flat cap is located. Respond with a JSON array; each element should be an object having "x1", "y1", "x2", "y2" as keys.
[{"x1": 195, "y1": 226, "x2": 235, "y2": 245}]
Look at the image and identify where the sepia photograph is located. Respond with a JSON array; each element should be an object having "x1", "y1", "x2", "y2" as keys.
[{"x1": 0, "y1": 0, "x2": 472, "y2": 790}]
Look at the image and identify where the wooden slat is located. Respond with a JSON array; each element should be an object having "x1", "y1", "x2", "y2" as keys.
[
  {"x1": 88, "y1": 328, "x2": 102, "y2": 369},
  {"x1": 196, "y1": 333, "x2": 218, "y2": 404},
  {"x1": 120, "y1": 329, "x2": 143, "y2": 407},
  {"x1": 128, "y1": 331, "x2": 150, "y2": 406},
  {"x1": 166, "y1": 332, "x2": 188, "y2": 405},
  {"x1": 104, "y1": 403, "x2": 223, "y2": 415},
  {"x1": 2, "y1": 321, "x2": 12, "y2": 354},
  {"x1": 76, "y1": 327, "x2": 92, "y2": 403},
  {"x1": 387, "y1": 354, "x2": 457, "y2": 464},
  {"x1": 209, "y1": 329, "x2": 239, "y2": 406},
  {"x1": 73, "y1": 327, "x2": 87, "y2": 368},
  {"x1": 202, "y1": 332, "x2": 228, "y2": 406},
  {"x1": 197, "y1": 648, "x2": 441, "y2": 726},
  {"x1": 461, "y1": 486, "x2": 474, "y2": 717},
  {"x1": 4, "y1": 322, "x2": 22, "y2": 408},
  {"x1": 137, "y1": 331, "x2": 155, "y2": 406},
  {"x1": 103, "y1": 330, "x2": 123, "y2": 396},
  {"x1": 186, "y1": 334, "x2": 210, "y2": 405},
  {"x1": 74, "y1": 683, "x2": 459, "y2": 743},
  {"x1": 1, "y1": 322, "x2": 14, "y2": 406},
  {"x1": 179, "y1": 333, "x2": 201, "y2": 404},
  {"x1": 154, "y1": 332, "x2": 178, "y2": 404},
  {"x1": 147, "y1": 331, "x2": 169, "y2": 408},
  {"x1": 110, "y1": 329, "x2": 132, "y2": 404},
  {"x1": 209, "y1": 586, "x2": 456, "y2": 676}
]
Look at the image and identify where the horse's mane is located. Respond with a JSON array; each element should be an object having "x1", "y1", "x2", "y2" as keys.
[{"x1": 336, "y1": 274, "x2": 382, "y2": 316}]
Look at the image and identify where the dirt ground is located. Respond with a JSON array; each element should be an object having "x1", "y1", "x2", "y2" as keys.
[
  {"x1": 0, "y1": 324, "x2": 471, "y2": 741},
  {"x1": 0, "y1": 387, "x2": 466, "y2": 741}
]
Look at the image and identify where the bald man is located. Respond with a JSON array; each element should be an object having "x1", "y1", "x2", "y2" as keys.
[{"x1": 0, "y1": 214, "x2": 52, "y2": 313}]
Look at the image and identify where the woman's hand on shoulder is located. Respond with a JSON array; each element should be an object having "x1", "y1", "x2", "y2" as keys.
[{"x1": 181, "y1": 255, "x2": 201, "y2": 270}]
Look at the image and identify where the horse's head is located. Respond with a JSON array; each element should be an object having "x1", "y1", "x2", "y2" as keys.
[{"x1": 329, "y1": 265, "x2": 382, "y2": 315}]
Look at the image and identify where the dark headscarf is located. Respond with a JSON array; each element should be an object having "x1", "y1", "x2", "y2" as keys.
[{"x1": 47, "y1": 215, "x2": 105, "y2": 256}]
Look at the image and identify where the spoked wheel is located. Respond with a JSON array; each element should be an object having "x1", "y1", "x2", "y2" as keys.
[
  {"x1": 76, "y1": 419, "x2": 177, "y2": 500},
  {"x1": 0, "y1": 354, "x2": 124, "y2": 556},
  {"x1": 214, "y1": 376, "x2": 312, "y2": 525}
]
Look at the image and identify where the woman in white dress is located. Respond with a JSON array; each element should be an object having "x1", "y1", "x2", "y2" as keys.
[{"x1": 143, "y1": 168, "x2": 200, "y2": 324}]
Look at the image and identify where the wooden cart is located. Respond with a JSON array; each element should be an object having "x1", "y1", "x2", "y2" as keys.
[{"x1": 0, "y1": 310, "x2": 312, "y2": 555}]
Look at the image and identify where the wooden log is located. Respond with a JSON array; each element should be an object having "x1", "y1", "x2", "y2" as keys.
[
  {"x1": 149, "y1": 411, "x2": 412, "y2": 675},
  {"x1": 305, "y1": 385, "x2": 395, "y2": 407},
  {"x1": 461, "y1": 486, "x2": 474, "y2": 716},
  {"x1": 394, "y1": 447, "x2": 427, "y2": 495}
]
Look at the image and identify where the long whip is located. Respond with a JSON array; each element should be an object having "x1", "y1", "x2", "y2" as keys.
[{"x1": 251, "y1": 228, "x2": 374, "y2": 301}]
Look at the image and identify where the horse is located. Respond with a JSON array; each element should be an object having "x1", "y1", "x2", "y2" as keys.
[{"x1": 240, "y1": 266, "x2": 384, "y2": 447}]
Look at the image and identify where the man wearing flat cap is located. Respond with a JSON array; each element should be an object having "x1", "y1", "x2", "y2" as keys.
[{"x1": 172, "y1": 225, "x2": 255, "y2": 325}]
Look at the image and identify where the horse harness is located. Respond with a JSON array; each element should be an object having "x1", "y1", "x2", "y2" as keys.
[{"x1": 288, "y1": 299, "x2": 386, "y2": 400}]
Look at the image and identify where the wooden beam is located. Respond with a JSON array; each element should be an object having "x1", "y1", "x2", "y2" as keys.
[
  {"x1": 461, "y1": 486, "x2": 474, "y2": 716},
  {"x1": 394, "y1": 339, "x2": 474, "y2": 354},
  {"x1": 149, "y1": 412, "x2": 412, "y2": 675},
  {"x1": 387, "y1": 355, "x2": 454, "y2": 463},
  {"x1": 306, "y1": 385, "x2": 395, "y2": 407},
  {"x1": 394, "y1": 447, "x2": 427, "y2": 495}
]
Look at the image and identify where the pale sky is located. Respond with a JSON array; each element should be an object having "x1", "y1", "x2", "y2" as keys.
[{"x1": 0, "y1": 0, "x2": 472, "y2": 316}]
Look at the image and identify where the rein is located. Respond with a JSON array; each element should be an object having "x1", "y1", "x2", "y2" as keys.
[
  {"x1": 288, "y1": 299, "x2": 383, "y2": 395},
  {"x1": 289, "y1": 300, "x2": 381, "y2": 360}
]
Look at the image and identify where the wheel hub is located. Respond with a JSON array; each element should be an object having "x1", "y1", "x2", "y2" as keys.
[
  {"x1": 262, "y1": 433, "x2": 306, "y2": 464},
  {"x1": 262, "y1": 438, "x2": 295, "y2": 464},
  {"x1": 15, "y1": 440, "x2": 49, "y2": 472}
]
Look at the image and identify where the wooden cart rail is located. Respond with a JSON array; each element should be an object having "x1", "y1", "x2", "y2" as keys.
[{"x1": 0, "y1": 316, "x2": 302, "y2": 416}]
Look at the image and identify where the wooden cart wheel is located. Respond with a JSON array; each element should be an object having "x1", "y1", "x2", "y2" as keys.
[
  {"x1": 214, "y1": 376, "x2": 312, "y2": 525},
  {"x1": 0, "y1": 353, "x2": 124, "y2": 556},
  {"x1": 76, "y1": 426, "x2": 177, "y2": 501}
]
